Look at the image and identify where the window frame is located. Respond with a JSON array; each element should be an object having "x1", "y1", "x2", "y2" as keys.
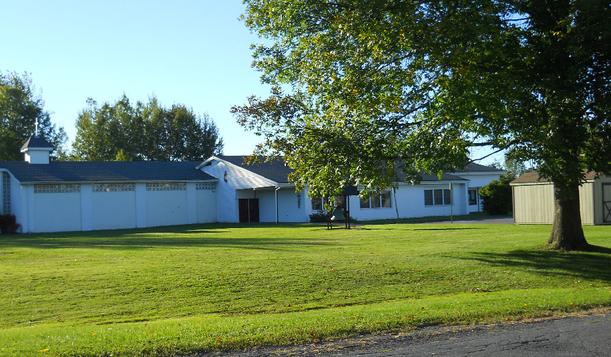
[{"x1": 424, "y1": 188, "x2": 452, "y2": 206}]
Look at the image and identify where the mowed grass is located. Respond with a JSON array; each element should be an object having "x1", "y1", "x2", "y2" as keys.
[{"x1": 0, "y1": 223, "x2": 609, "y2": 356}]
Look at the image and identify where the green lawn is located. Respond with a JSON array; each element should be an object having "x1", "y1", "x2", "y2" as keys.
[{"x1": 0, "y1": 223, "x2": 609, "y2": 356}]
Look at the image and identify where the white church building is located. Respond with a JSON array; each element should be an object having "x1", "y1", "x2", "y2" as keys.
[{"x1": 0, "y1": 135, "x2": 503, "y2": 233}]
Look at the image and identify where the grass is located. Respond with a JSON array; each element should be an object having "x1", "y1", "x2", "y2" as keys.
[{"x1": 0, "y1": 223, "x2": 609, "y2": 355}]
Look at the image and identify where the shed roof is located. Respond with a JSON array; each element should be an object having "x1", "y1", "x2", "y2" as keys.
[
  {"x1": 511, "y1": 170, "x2": 600, "y2": 184},
  {"x1": 0, "y1": 161, "x2": 215, "y2": 183}
]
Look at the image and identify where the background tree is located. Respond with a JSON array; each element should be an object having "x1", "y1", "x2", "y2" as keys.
[
  {"x1": 0, "y1": 72, "x2": 67, "y2": 160},
  {"x1": 234, "y1": 0, "x2": 610, "y2": 250},
  {"x1": 480, "y1": 174, "x2": 514, "y2": 216},
  {"x1": 72, "y1": 96, "x2": 223, "y2": 161}
]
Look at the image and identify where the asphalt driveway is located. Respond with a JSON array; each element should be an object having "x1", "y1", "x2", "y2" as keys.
[{"x1": 219, "y1": 313, "x2": 610, "y2": 356}]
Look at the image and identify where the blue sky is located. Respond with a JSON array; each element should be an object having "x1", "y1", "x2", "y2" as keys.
[
  {"x1": 1, "y1": 0, "x2": 267, "y2": 154},
  {"x1": 2, "y1": 0, "x2": 500, "y2": 164}
]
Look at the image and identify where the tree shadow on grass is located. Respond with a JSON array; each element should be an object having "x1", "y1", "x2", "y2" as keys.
[
  {"x1": 459, "y1": 248, "x2": 611, "y2": 283},
  {"x1": 0, "y1": 224, "x2": 336, "y2": 251}
]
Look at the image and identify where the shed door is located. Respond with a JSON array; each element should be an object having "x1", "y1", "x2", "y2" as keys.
[{"x1": 603, "y1": 183, "x2": 611, "y2": 223}]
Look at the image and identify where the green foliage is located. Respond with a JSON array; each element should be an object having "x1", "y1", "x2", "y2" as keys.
[
  {"x1": 0, "y1": 72, "x2": 67, "y2": 160},
  {"x1": 72, "y1": 96, "x2": 224, "y2": 161},
  {"x1": 0, "y1": 214, "x2": 19, "y2": 234},
  {"x1": 0, "y1": 224, "x2": 609, "y2": 354},
  {"x1": 480, "y1": 174, "x2": 514, "y2": 215},
  {"x1": 235, "y1": 1, "x2": 610, "y2": 246}
]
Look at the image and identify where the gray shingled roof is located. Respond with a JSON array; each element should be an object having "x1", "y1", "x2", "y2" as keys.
[
  {"x1": 218, "y1": 156, "x2": 499, "y2": 183},
  {"x1": 0, "y1": 161, "x2": 215, "y2": 183},
  {"x1": 219, "y1": 155, "x2": 294, "y2": 183},
  {"x1": 451, "y1": 162, "x2": 504, "y2": 173},
  {"x1": 20, "y1": 135, "x2": 53, "y2": 151}
]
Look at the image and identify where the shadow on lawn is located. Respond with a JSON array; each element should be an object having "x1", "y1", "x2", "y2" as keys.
[
  {"x1": 0, "y1": 225, "x2": 335, "y2": 251},
  {"x1": 461, "y1": 248, "x2": 611, "y2": 283}
]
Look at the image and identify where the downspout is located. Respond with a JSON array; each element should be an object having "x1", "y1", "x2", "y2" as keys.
[
  {"x1": 449, "y1": 182, "x2": 453, "y2": 223},
  {"x1": 392, "y1": 186, "x2": 400, "y2": 219},
  {"x1": 275, "y1": 186, "x2": 280, "y2": 224}
]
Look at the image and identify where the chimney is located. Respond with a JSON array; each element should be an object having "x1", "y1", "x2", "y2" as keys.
[{"x1": 20, "y1": 135, "x2": 53, "y2": 164}]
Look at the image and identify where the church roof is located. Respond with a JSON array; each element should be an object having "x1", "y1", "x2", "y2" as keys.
[
  {"x1": 20, "y1": 135, "x2": 53, "y2": 151},
  {"x1": 0, "y1": 161, "x2": 215, "y2": 183},
  {"x1": 214, "y1": 156, "x2": 500, "y2": 184}
]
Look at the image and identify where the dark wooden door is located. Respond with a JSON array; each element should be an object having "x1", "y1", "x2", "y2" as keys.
[
  {"x1": 239, "y1": 199, "x2": 260, "y2": 223},
  {"x1": 249, "y1": 198, "x2": 259, "y2": 223},
  {"x1": 239, "y1": 199, "x2": 249, "y2": 223}
]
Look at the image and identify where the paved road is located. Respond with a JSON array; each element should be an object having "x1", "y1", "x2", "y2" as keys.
[{"x1": 221, "y1": 314, "x2": 610, "y2": 356}]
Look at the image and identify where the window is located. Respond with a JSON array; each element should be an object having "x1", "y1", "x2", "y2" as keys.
[
  {"x1": 93, "y1": 183, "x2": 135, "y2": 192},
  {"x1": 2, "y1": 172, "x2": 10, "y2": 214},
  {"x1": 434, "y1": 189, "x2": 443, "y2": 205},
  {"x1": 297, "y1": 193, "x2": 301, "y2": 208},
  {"x1": 468, "y1": 188, "x2": 478, "y2": 205},
  {"x1": 359, "y1": 196, "x2": 370, "y2": 209},
  {"x1": 424, "y1": 189, "x2": 452, "y2": 206},
  {"x1": 381, "y1": 191, "x2": 392, "y2": 208},
  {"x1": 311, "y1": 197, "x2": 323, "y2": 211},
  {"x1": 196, "y1": 182, "x2": 216, "y2": 191},
  {"x1": 443, "y1": 189, "x2": 452, "y2": 205},
  {"x1": 425, "y1": 189, "x2": 433, "y2": 206},
  {"x1": 361, "y1": 190, "x2": 392, "y2": 209},
  {"x1": 146, "y1": 183, "x2": 186, "y2": 191},
  {"x1": 34, "y1": 184, "x2": 80, "y2": 193},
  {"x1": 312, "y1": 196, "x2": 344, "y2": 211}
]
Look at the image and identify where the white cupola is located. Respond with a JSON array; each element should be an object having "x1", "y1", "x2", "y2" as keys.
[{"x1": 20, "y1": 135, "x2": 53, "y2": 164}]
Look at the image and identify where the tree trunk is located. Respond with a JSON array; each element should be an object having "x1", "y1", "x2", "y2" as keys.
[{"x1": 548, "y1": 182, "x2": 588, "y2": 250}]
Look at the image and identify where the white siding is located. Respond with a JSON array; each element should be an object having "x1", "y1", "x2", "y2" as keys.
[
  {"x1": 145, "y1": 188, "x2": 189, "y2": 227},
  {"x1": 91, "y1": 189, "x2": 137, "y2": 230},
  {"x1": 452, "y1": 172, "x2": 503, "y2": 213},
  {"x1": 30, "y1": 189, "x2": 82, "y2": 233},
  {"x1": 344, "y1": 183, "x2": 468, "y2": 221},
  {"x1": 196, "y1": 185, "x2": 217, "y2": 223}
]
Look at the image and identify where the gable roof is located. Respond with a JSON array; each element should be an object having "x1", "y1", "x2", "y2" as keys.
[
  {"x1": 511, "y1": 170, "x2": 599, "y2": 185},
  {"x1": 0, "y1": 161, "x2": 215, "y2": 184},
  {"x1": 216, "y1": 155, "x2": 294, "y2": 183},
  {"x1": 450, "y1": 162, "x2": 504, "y2": 173},
  {"x1": 20, "y1": 135, "x2": 53, "y2": 151}
]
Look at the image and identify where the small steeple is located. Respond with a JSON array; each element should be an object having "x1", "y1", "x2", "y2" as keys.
[{"x1": 20, "y1": 134, "x2": 53, "y2": 164}]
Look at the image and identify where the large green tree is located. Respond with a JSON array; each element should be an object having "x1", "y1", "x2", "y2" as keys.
[
  {"x1": 0, "y1": 72, "x2": 67, "y2": 160},
  {"x1": 72, "y1": 96, "x2": 223, "y2": 161},
  {"x1": 234, "y1": 0, "x2": 610, "y2": 250}
]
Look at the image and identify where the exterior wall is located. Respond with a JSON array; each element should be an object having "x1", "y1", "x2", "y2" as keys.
[
  {"x1": 393, "y1": 182, "x2": 468, "y2": 219},
  {"x1": 512, "y1": 182, "x2": 596, "y2": 225},
  {"x1": 13, "y1": 180, "x2": 216, "y2": 233},
  {"x1": 195, "y1": 185, "x2": 217, "y2": 223},
  {"x1": 145, "y1": 188, "x2": 189, "y2": 227},
  {"x1": 452, "y1": 172, "x2": 503, "y2": 213},
  {"x1": 305, "y1": 182, "x2": 469, "y2": 222},
  {"x1": 202, "y1": 160, "x2": 240, "y2": 223},
  {"x1": 30, "y1": 189, "x2": 82, "y2": 232},
  {"x1": 276, "y1": 188, "x2": 309, "y2": 222},
  {"x1": 91, "y1": 188, "x2": 137, "y2": 230}
]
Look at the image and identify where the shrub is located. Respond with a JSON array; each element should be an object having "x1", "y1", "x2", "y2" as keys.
[
  {"x1": 309, "y1": 212, "x2": 330, "y2": 223},
  {"x1": 0, "y1": 214, "x2": 20, "y2": 234},
  {"x1": 480, "y1": 174, "x2": 514, "y2": 215},
  {"x1": 309, "y1": 211, "x2": 357, "y2": 223}
]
